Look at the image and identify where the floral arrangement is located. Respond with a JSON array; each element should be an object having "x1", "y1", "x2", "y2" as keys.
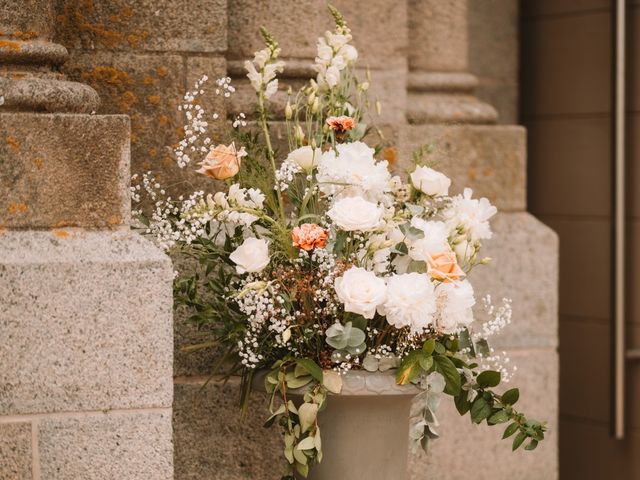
[{"x1": 133, "y1": 6, "x2": 546, "y2": 479}]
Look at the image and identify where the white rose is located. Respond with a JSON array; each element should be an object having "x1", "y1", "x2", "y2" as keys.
[
  {"x1": 327, "y1": 196, "x2": 383, "y2": 232},
  {"x1": 407, "y1": 219, "x2": 450, "y2": 262},
  {"x1": 436, "y1": 280, "x2": 475, "y2": 333},
  {"x1": 287, "y1": 146, "x2": 322, "y2": 171},
  {"x1": 410, "y1": 166, "x2": 451, "y2": 197},
  {"x1": 334, "y1": 266, "x2": 387, "y2": 319},
  {"x1": 379, "y1": 273, "x2": 436, "y2": 333},
  {"x1": 229, "y1": 237, "x2": 270, "y2": 274}
]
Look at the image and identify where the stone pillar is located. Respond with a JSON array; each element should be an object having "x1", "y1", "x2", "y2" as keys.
[
  {"x1": 407, "y1": 0, "x2": 497, "y2": 124},
  {"x1": 0, "y1": 1, "x2": 174, "y2": 478},
  {"x1": 400, "y1": 2, "x2": 559, "y2": 479}
]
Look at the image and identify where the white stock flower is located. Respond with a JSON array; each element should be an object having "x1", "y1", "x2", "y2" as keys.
[
  {"x1": 444, "y1": 188, "x2": 497, "y2": 241},
  {"x1": 410, "y1": 166, "x2": 451, "y2": 197},
  {"x1": 327, "y1": 196, "x2": 383, "y2": 232},
  {"x1": 229, "y1": 237, "x2": 270, "y2": 274},
  {"x1": 436, "y1": 280, "x2": 476, "y2": 333},
  {"x1": 334, "y1": 266, "x2": 387, "y2": 319},
  {"x1": 379, "y1": 273, "x2": 436, "y2": 333},
  {"x1": 286, "y1": 146, "x2": 322, "y2": 171},
  {"x1": 317, "y1": 141, "x2": 392, "y2": 201},
  {"x1": 407, "y1": 219, "x2": 450, "y2": 262}
]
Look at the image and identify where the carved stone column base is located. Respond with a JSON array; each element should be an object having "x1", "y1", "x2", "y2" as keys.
[{"x1": 406, "y1": 71, "x2": 497, "y2": 124}]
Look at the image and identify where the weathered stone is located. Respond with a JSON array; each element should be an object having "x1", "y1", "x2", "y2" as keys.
[
  {"x1": 228, "y1": 0, "x2": 406, "y2": 70},
  {"x1": 475, "y1": 83, "x2": 518, "y2": 125},
  {"x1": 0, "y1": 0, "x2": 54, "y2": 38},
  {"x1": 173, "y1": 379, "x2": 281, "y2": 480},
  {"x1": 0, "y1": 422, "x2": 32, "y2": 480},
  {"x1": 397, "y1": 125, "x2": 526, "y2": 211},
  {"x1": 0, "y1": 113, "x2": 130, "y2": 229},
  {"x1": 61, "y1": 51, "x2": 228, "y2": 201},
  {"x1": 55, "y1": 0, "x2": 227, "y2": 53},
  {"x1": 468, "y1": 0, "x2": 519, "y2": 83},
  {"x1": 409, "y1": 348, "x2": 559, "y2": 480},
  {"x1": 39, "y1": 410, "x2": 173, "y2": 479},
  {"x1": 472, "y1": 213, "x2": 559, "y2": 349},
  {"x1": 0, "y1": 230, "x2": 173, "y2": 414}
]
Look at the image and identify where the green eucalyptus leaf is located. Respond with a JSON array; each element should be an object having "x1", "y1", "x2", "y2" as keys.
[
  {"x1": 423, "y1": 339, "x2": 436, "y2": 356},
  {"x1": 297, "y1": 436, "x2": 316, "y2": 451},
  {"x1": 501, "y1": 388, "x2": 520, "y2": 406},
  {"x1": 488, "y1": 409, "x2": 510, "y2": 425},
  {"x1": 470, "y1": 397, "x2": 492, "y2": 424},
  {"x1": 503, "y1": 422, "x2": 520, "y2": 439},
  {"x1": 477, "y1": 370, "x2": 501, "y2": 388},
  {"x1": 433, "y1": 355, "x2": 461, "y2": 395},
  {"x1": 512, "y1": 431, "x2": 527, "y2": 451},
  {"x1": 298, "y1": 402, "x2": 319, "y2": 433},
  {"x1": 296, "y1": 359, "x2": 323, "y2": 382}
]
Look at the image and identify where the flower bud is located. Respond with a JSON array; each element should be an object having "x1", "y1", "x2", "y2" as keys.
[
  {"x1": 311, "y1": 138, "x2": 317, "y2": 148},
  {"x1": 480, "y1": 257, "x2": 492, "y2": 265},
  {"x1": 311, "y1": 97, "x2": 320, "y2": 113},
  {"x1": 376, "y1": 100, "x2": 382, "y2": 115},
  {"x1": 307, "y1": 91, "x2": 316, "y2": 105},
  {"x1": 359, "y1": 81, "x2": 370, "y2": 91},
  {"x1": 295, "y1": 125, "x2": 305, "y2": 143},
  {"x1": 285, "y1": 102, "x2": 293, "y2": 120}
]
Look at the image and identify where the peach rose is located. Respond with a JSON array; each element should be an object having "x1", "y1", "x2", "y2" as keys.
[
  {"x1": 326, "y1": 115, "x2": 355, "y2": 134},
  {"x1": 196, "y1": 142, "x2": 246, "y2": 180},
  {"x1": 291, "y1": 223, "x2": 328, "y2": 251},
  {"x1": 427, "y1": 250, "x2": 464, "y2": 283}
]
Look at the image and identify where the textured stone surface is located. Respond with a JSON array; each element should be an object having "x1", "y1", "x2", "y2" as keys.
[
  {"x1": 0, "y1": 422, "x2": 32, "y2": 480},
  {"x1": 0, "y1": 113, "x2": 130, "y2": 228},
  {"x1": 473, "y1": 213, "x2": 559, "y2": 349},
  {"x1": 173, "y1": 380, "x2": 281, "y2": 480},
  {"x1": 228, "y1": 0, "x2": 406, "y2": 70},
  {"x1": 61, "y1": 52, "x2": 227, "y2": 194},
  {"x1": 39, "y1": 411, "x2": 173, "y2": 479},
  {"x1": 55, "y1": 0, "x2": 227, "y2": 52},
  {"x1": 409, "y1": 348, "x2": 558, "y2": 480},
  {"x1": 0, "y1": 230, "x2": 173, "y2": 414},
  {"x1": 398, "y1": 125, "x2": 526, "y2": 211},
  {"x1": 408, "y1": 0, "x2": 467, "y2": 72}
]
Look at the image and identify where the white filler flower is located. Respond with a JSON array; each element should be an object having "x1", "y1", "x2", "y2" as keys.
[
  {"x1": 410, "y1": 166, "x2": 451, "y2": 197},
  {"x1": 379, "y1": 273, "x2": 436, "y2": 333},
  {"x1": 327, "y1": 196, "x2": 383, "y2": 232},
  {"x1": 229, "y1": 237, "x2": 270, "y2": 274},
  {"x1": 436, "y1": 279, "x2": 476, "y2": 333},
  {"x1": 334, "y1": 266, "x2": 387, "y2": 319}
]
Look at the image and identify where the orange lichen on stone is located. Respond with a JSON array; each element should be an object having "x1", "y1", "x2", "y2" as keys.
[
  {"x1": 118, "y1": 91, "x2": 137, "y2": 112},
  {"x1": 158, "y1": 115, "x2": 169, "y2": 126},
  {"x1": 467, "y1": 167, "x2": 477, "y2": 181},
  {"x1": 0, "y1": 40, "x2": 21, "y2": 51},
  {"x1": 162, "y1": 156, "x2": 174, "y2": 167},
  {"x1": 52, "y1": 229, "x2": 70, "y2": 238},
  {"x1": 33, "y1": 157, "x2": 44, "y2": 170},
  {"x1": 147, "y1": 95, "x2": 161, "y2": 106},
  {"x1": 10, "y1": 31, "x2": 38, "y2": 40},
  {"x1": 130, "y1": 133, "x2": 138, "y2": 144},
  {"x1": 148, "y1": 148, "x2": 158, "y2": 158},
  {"x1": 127, "y1": 31, "x2": 149, "y2": 48},
  {"x1": 7, "y1": 202, "x2": 28, "y2": 215},
  {"x1": 382, "y1": 146, "x2": 397, "y2": 166},
  {"x1": 482, "y1": 166, "x2": 495, "y2": 177},
  {"x1": 6, "y1": 136, "x2": 20, "y2": 151},
  {"x1": 107, "y1": 215, "x2": 121, "y2": 226},
  {"x1": 82, "y1": 66, "x2": 133, "y2": 87},
  {"x1": 156, "y1": 66, "x2": 169, "y2": 78},
  {"x1": 143, "y1": 75, "x2": 155, "y2": 86},
  {"x1": 142, "y1": 160, "x2": 152, "y2": 170}
]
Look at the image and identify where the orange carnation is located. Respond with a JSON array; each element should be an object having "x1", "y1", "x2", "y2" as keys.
[
  {"x1": 326, "y1": 115, "x2": 355, "y2": 134},
  {"x1": 291, "y1": 223, "x2": 328, "y2": 251},
  {"x1": 427, "y1": 250, "x2": 464, "y2": 283}
]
